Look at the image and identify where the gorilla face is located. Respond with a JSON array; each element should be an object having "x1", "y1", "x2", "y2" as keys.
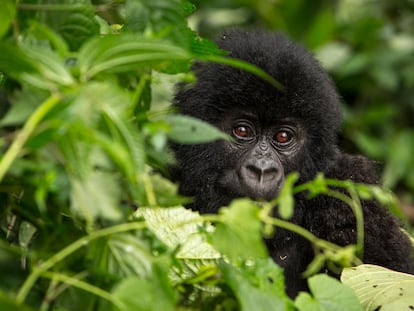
[{"x1": 218, "y1": 111, "x2": 306, "y2": 201}]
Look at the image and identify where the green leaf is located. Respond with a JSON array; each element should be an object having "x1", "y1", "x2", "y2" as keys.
[
  {"x1": 27, "y1": 21, "x2": 69, "y2": 57},
  {"x1": 95, "y1": 234, "x2": 153, "y2": 278},
  {"x1": 22, "y1": 46, "x2": 75, "y2": 87},
  {"x1": 150, "y1": 174, "x2": 190, "y2": 207},
  {"x1": 0, "y1": 0, "x2": 15, "y2": 38},
  {"x1": 277, "y1": 172, "x2": 299, "y2": 219},
  {"x1": 201, "y1": 54, "x2": 285, "y2": 91},
  {"x1": 0, "y1": 291, "x2": 35, "y2": 311},
  {"x1": 70, "y1": 169, "x2": 123, "y2": 224},
  {"x1": 136, "y1": 207, "x2": 220, "y2": 259},
  {"x1": 60, "y1": 8, "x2": 99, "y2": 51},
  {"x1": 112, "y1": 260, "x2": 176, "y2": 311},
  {"x1": 78, "y1": 35, "x2": 190, "y2": 79},
  {"x1": 295, "y1": 274, "x2": 362, "y2": 311},
  {"x1": 164, "y1": 114, "x2": 229, "y2": 144},
  {"x1": 0, "y1": 43, "x2": 74, "y2": 89},
  {"x1": 41, "y1": 4, "x2": 99, "y2": 51},
  {"x1": 341, "y1": 264, "x2": 414, "y2": 311},
  {"x1": 220, "y1": 259, "x2": 293, "y2": 311},
  {"x1": 209, "y1": 199, "x2": 267, "y2": 262},
  {"x1": 0, "y1": 43, "x2": 38, "y2": 82}
]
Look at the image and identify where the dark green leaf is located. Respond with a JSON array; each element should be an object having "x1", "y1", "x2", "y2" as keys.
[
  {"x1": 27, "y1": 21, "x2": 69, "y2": 57},
  {"x1": 164, "y1": 114, "x2": 229, "y2": 144},
  {"x1": 0, "y1": 291, "x2": 35, "y2": 311}
]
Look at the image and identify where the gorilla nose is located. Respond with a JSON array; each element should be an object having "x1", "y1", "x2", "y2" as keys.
[{"x1": 246, "y1": 160, "x2": 279, "y2": 185}]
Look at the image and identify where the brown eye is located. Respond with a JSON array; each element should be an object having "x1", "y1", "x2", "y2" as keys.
[
  {"x1": 274, "y1": 130, "x2": 292, "y2": 145},
  {"x1": 233, "y1": 125, "x2": 254, "y2": 139}
]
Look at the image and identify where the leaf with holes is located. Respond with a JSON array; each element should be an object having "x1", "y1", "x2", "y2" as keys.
[{"x1": 341, "y1": 264, "x2": 414, "y2": 311}]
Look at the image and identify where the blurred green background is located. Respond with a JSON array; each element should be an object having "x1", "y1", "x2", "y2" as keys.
[{"x1": 190, "y1": 0, "x2": 414, "y2": 220}]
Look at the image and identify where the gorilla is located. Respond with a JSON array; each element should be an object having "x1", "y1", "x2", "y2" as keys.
[{"x1": 171, "y1": 29, "x2": 414, "y2": 297}]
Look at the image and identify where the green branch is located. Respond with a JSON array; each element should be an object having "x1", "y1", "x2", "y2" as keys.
[
  {"x1": 39, "y1": 271, "x2": 124, "y2": 310},
  {"x1": 16, "y1": 221, "x2": 146, "y2": 304},
  {"x1": 0, "y1": 94, "x2": 61, "y2": 183}
]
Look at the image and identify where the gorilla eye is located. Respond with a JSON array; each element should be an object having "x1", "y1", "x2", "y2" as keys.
[
  {"x1": 274, "y1": 129, "x2": 293, "y2": 146},
  {"x1": 233, "y1": 124, "x2": 254, "y2": 140}
]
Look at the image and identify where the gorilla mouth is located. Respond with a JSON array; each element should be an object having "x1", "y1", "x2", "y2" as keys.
[
  {"x1": 238, "y1": 164, "x2": 284, "y2": 201},
  {"x1": 219, "y1": 168, "x2": 283, "y2": 202}
]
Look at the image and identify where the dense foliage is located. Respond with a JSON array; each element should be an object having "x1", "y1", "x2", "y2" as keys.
[{"x1": 0, "y1": 1, "x2": 413, "y2": 310}]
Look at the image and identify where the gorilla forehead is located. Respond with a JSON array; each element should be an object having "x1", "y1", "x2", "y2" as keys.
[{"x1": 184, "y1": 29, "x2": 342, "y2": 130}]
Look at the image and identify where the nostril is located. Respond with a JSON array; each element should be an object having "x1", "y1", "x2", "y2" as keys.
[
  {"x1": 246, "y1": 164, "x2": 262, "y2": 177},
  {"x1": 246, "y1": 163, "x2": 278, "y2": 183}
]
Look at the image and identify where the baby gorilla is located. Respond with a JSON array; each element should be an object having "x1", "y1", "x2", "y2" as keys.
[{"x1": 171, "y1": 29, "x2": 414, "y2": 297}]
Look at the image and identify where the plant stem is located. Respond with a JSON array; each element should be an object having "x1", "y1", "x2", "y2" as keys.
[
  {"x1": 0, "y1": 94, "x2": 61, "y2": 183},
  {"x1": 262, "y1": 214, "x2": 341, "y2": 252},
  {"x1": 40, "y1": 271, "x2": 124, "y2": 309},
  {"x1": 16, "y1": 221, "x2": 146, "y2": 304}
]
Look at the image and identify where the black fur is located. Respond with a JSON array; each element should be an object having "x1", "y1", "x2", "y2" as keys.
[{"x1": 171, "y1": 29, "x2": 414, "y2": 297}]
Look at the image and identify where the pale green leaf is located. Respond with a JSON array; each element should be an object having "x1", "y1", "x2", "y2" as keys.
[
  {"x1": 70, "y1": 170, "x2": 122, "y2": 223},
  {"x1": 136, "y1": 207, "x2": 219, "y2": 259},
  {"x1": 341, "y1": 264, "x2": 414, "y2": 311}
]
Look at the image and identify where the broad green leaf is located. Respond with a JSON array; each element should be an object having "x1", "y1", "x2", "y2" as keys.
[
  {"x1": 70, "y1": 169, "x2": 123, "y2": 224},
  {"x1": 150, "y1": 174, "x2": 190, "y2": 207},
  {"x1": 208, "y1": 199, "x2": 267, "y2": 262},
  {"x1": 341, "y1": 264, "x2": 414, "y2": 310},
  {"x1": 0, "y1": 43, "x2": 38, "y2": 81},
  {"x1": 78, "y1": 35, "x2": 190, "y2": 79},
  {"x1": 22, "y1": 46, "x2": 75, "y2": 87},
  {"x1": 65, "y1": 82, "x2": 146, "y2": 179},
  {"x1": 295, "y1": 274, "x2": 362, "y2": 311},
  {"x1": 0, "y1": 43, "x2": 74, "y2": 89},
  {"x1": 27, "y1": 21, "x2": 69, "y2": 57},
  {"x1": 0, "y1": 0, "x2": 15, "y2": 38},
  {"x1": 220, "y1": 259, "x2": 293, "y2": 311},
  {"x1": 57, "y1": 6, "x2": 99, "y2": 51},
  {"x1": 112, "y1": 261, "x2": 176, "y2": 311},
  {"x1": 93, "y1": 234, "x2": 153, "y2": 278},
  {"x1": 136, "y1": 207, "x2": 220, "y2": 259},
  {"x1": 164, "y1": 114, "x2": 229, "y2": 144},
  {"x1": 40, "y1": 3, "x2": 99, "y2": 51},
  {"x1": 0, "y1": 87, "x2": 49, "y2": 127}
]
